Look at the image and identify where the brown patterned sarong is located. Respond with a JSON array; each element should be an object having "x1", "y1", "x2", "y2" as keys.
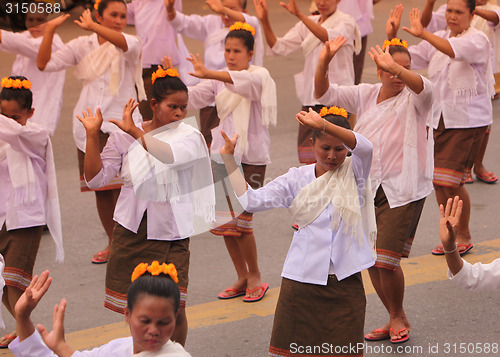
[
  {"x1": 104, "y1": 215, "x2": 189, "y2": 314},
  {"x1": 269, "y1": 275, "x2": 365, "y2": 357},
  {"x1": 433, "y1": 118, "x2": 487, "y2": 188},
  {"x1": 0, "y1": 224, "x2": 43, "y2": 291},
  {"x1": 373, "y1": 187, "x2": 425, "y2": 271},
  {"x1": 78, "y1": 130, "x2": 123, "y2": 192},
  {"x1": 210, "y1": 163, "x2": 266, "y2": 237}
]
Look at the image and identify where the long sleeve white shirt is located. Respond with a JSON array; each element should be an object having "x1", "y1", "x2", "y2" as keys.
[
  {"x1": 409, "y1": 28, "x2": 493, "y2": 129},
  {"x1": 42, "y1": 33, "x2": 142, "y2": 152},
  {"x1": 318, "y1": 76, "x2": 434, "y2": 208},
  {"x1": 187, "y1": 69, "x2": 271, "y2": 165},
  {"x1": 448, "y1": 258, "x2": 500, "y2": 291},
  {"x1": 237, "y1": 132, "x2": 375, "y2": 284},
  {"x1": 268, "y1": 11, "x2": 357, "y2": 106},
  {"x1": 0, "y1": 30, "x2": 65, "y2": 135}
]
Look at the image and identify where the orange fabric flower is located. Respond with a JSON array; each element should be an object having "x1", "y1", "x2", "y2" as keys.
[
  {"x1": 131, "y1": 262, "x2": 149, "y2": 282},
  {"x1": 163, "y1": 263, "x2": 179, "y2": 283},
  {"x1": 382, "y1": 38, "x2": 408, "y2": 51},
  {"x1": 94, "y1": 0, "x2": 101, "y2": 10},
  {"x1": 319, "y1": 106, "x2": 348, "y2": 118},
  {"x1": 229, "y1": 21, "x2": 255, "y2": 36},
  {"x1": 151, "y1": 67, "x2": 180, "y2": 84},
  {"x1": 1, "y1": 77, "x2": 32, "y2": 90},
  {"x1": 147, "y1": 260, "x2": 162, "y2": 276}
]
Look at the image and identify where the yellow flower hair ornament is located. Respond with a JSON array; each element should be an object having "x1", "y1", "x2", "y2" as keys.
[
  {"x1": 131, "y1": 261, "x2": 179, "y2": 283},
  {"x1": 151, "y1": 66, "x2": 180, "y2": 84},
  {"x1": 319, "y1": 106, "x2": 348, "y2": 119},
  {"x1": 229, "y1": 21, "x2": 255, "y2": 37},
  {"x1": 382, "y1": 38, "x2": 408, "y2": 51},
  {"x1": 94, "y1": 0, "x2": 101, "y2": 10},
  {"x1": 1, "y1": 77, "x2": 32, "y2": 90}
]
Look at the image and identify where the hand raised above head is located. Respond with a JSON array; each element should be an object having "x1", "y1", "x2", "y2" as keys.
[
  {"x1": 386, "y1": 4, "x2": 403, "y2": 39},
  {"x1": 253, "y1": 0, "x2": 269, "y2": 20},
  {"x1": 187, "y1": 53, "x2": 209, "y2": 79},
  {"x1": 109, "y1": 98, "x2": 139, "y2": 135},
  {"x1": 280, "y1": 0, "x2": 301, "y2": 17},
  {"x1": 296, "y1": 108, "x2": 323, "y2": 131},
  {"x1": 206, "y1": 0, "x2": 224, "y2": 14},
  {"x1": 47, "y1": 14, "x2": 70, "y2": 29},
  {"x1": 76, "y1": 107, "x2": 104, "y2": 134},
  {"x1": 319, "y1": 36, "x2": 347, "y2": 65},
  {"x1": 161, "y1": 56, "x2": 174, "y2": 70},
  {"x1": 74, "y1": 9, "x2": 95, "y2": 32},
  {"x1": 402, "y1": 8, "x2": 424, "y2": 38}
]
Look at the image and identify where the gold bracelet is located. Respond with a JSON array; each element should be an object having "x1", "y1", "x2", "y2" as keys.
[
  {"x1": 443, "y1": 245, "x2": 458, "y2": 254},
  {"x1": 394, "y1": 66, "x2": 404, "y2": 77}
]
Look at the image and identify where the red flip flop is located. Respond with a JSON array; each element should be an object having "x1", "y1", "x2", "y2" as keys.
[
  {"x1": 92, "y1": 250, "x2": 110, "y2": 264},
  {"x1": 476, "y1": 172, "x2": 498, "y2": 184},
  {"x1": 431, "y1": 244, "x2": 445, "y2": 255},
  {"x1": 218, "y1": 288, "x2": 246, "y2": 300},
  {"x1": 390, "y1": 328, "x2": 409, "y2": 344},
  {"x1": 0, "y1": 333, "x2": 17, "y2": 349},
  {"x1": 243, "y1": 283, "x2": 269, "y2": 303},
  {"x1": 457, "y1": 243, "x2": 473, "y2": 256},
  {"x1": 364, "y1": 328, "x2": 390, "y2": 341}
]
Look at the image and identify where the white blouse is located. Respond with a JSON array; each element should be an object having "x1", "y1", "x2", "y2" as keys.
[
  {"x1": 268, "y1": 11, "x2": 357, "y2": 106},
  {"x1": 9, "y1": 329, "x2": 192, "y2": 356},
  {"x1": 187, "y1": 69, "x2": 271, "y2": 165},
  {"x1": 338, "y1": 0, "x2": 374, "y2": 37},
  {"x1": 448, "y1": 258, "x2": 500, "y2": 291},
  {"x1": 237, "y1": 132, "x2": 375, "y2": 284},
  {"x1": 409, "y1": 28, "x2": 493, "y2": 129},
  {"x1": 86, "y1": 124, "x2": 204, "y2": 240},
  {"x1": 318, "y1": 76, "x2": 434, "y2": 208},
  {"x1": 0, "y1": 30, "x2": 66, "y2": 135},
  {"x1": 42, "y1": 33, "x2": 142, "y2": 152}
]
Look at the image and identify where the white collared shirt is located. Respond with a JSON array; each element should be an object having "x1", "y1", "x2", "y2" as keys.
[
  {"x1": 268, "y1": 12, "x2": 357, "y2": 106},
  {"x1": 409, "y1": 28, "x2": 493, "y2": 129},
  {"x1": 42, "y1": 33, "x2": 143, "y2": 152},
  {"x1": 237, "y1": 132, "x2": 375, "y2": 284},
  {"x1": 0, "y1": 30, "x2": 65, "y2": 135}
]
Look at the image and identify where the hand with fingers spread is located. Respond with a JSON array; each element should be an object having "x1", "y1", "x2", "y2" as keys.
[
  {"x1": 386, "y1": 4, "x2": 403, "y2": 39},
  {"x1": 296, "y1": 108, "x2": 323, "y2": 131},
  {"x1": 439, "y1": 196, "x2": 463, "y2": 251},
  {"x1": 187, "y1": 53, "x2": 209, "y2": 79},
  {"x1": 14, "y1": 271, "x2": 52, "y2": 321},
  {"x1": 369, "y1": 46, "x2": 401, "y2": 76},
  {"x1": 206, "y1": 0, "x2": 224, "y2": 14},
  {"x1": 220, "y1": 130, "x2": 238, "y2": 156},
  {"x1": 319, "y1": 36, "x2": 347, "y2": 66},
  {"x1": 109, "y1": 99, "x2": 141, "y2": 137},
  {"x1": 280, "y1": 0, "x2": 301, "y2": 18},
  {"x1": 74, "y1": 9, "x2": 96, "y2": 32},
  {"x1": 403, "y1": 8, "x2": 425, "y2": 38},
  {"x1": 161, "y1": 56, "x2": 174, "y2": 70},
  {"x1": 38, "y1": 299, "x2": 74, "y2": 357},
  {"x1": 76, "y1": 108, "x2": 103, "y2": 134},
  {"x1": 253, "y1": 0, "x2": 268, "y2": 20}
]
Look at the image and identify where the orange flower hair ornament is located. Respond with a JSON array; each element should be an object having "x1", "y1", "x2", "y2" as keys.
[
  {"x1": 151, "y1": 66, "x2": 180, "y2": 84},
  {"x1": 131, "y1": 261, "x2": 179, "y2": 283},
  {"x1": 229, "y1": 21, "x2": 255, "y2": 37},
  {"x1": 94, "y1": 0, "x2": 101, "y2": 10},
  {"x1": 1, "y1": 77, "x2": 32, "y2": 90},
  {"x1": 382, "y1": 38, "x2": 408, "y2": 51},
  {"x1": 319, "y1": 106, "x2": 348, "y2": 119}
]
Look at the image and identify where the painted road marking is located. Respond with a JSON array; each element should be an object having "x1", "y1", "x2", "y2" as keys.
[{"x1": 1, "y1": 239, "x2": 499, "y2": 355}]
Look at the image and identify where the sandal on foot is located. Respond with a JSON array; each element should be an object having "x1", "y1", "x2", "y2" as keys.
[
  {"x1": 390, "y1": 328, "x2": 409, "y2": 344},
  {"x1": 243, "y1": 283, "x2": 269, "y2": 303},
  {"x1": 458, "y1": 243, "x2": 473, "y2": 256},
  {"x1": 0, "y1": 332, "x2": 17, "y2": 349},
  {"x1": 92, "y1": 250, "x2": 110, "y2": 264},
  {"x1": 217, "y1": 288, "x2": 246, "y2": 300},
  {"x1": 476, "y1": 172, "x2": 498, "y2": 184},
  {"x1": 465, "y1": 172, "x2": 474, "y2": 184},
  {"x1": 431, "y1": 244, "x2": 445, "y2": 256},
  {"x1": 364, "y1": 328, "x2": 390, "y2": 341}
]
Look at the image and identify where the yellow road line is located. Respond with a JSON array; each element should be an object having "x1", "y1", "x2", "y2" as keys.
[{"x1": 2, "y1": 239, "x2": 499, "y2": 355}]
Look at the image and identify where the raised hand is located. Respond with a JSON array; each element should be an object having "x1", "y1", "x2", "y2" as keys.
[
  {"x1": 14, "y1": 271, "x2": 52, "y2": 320},
  {"x1": 368, "y1": 45, "x2": 399, "y2": 75},
  {"x1": 296, "y1": 108, "x2": 324, "y2": 131},
  {"x1": 187, "y1": 53, "x2": 209, "y2": 79},
  {"x1": 403, "y1": 8, "x2": 424, "y2": 38},
  {"x1": 206, "y1": 0, "x2": 224, "y2": 14},
  {"x1": 439, "y1": 196, "x2": 463, "y2": 250},
  {"x1": 220, "y1": 130, "x2": 238, "y2": 156},
  {"x1": 109, "y1": 99, "x2": 139, "y2": 135},
  {"x1": 76, "y1": 107, "x2": 103, "y2": 134},
  {"x1": 386, "y1": 4, "x2": 403, "y2": 39},
  {"x1": 253, "y1": 0, "x2": 268, "y2": 20},
  {"x1": 161, "y1": 56, "x2": 174, "y2": 70},
  {"x1": 38, "y1": 299, "x2": 72, "y2": 356},
  {"x1": 280, "y1": 0, "x2": 301, "y2": 17},
  {"x1": 74, "y1": 9, "x2": 96, "y2": 32},
  {"x1": 47, "y1": 14, "x2": 70, "y2": 29},
  {"x1": 319, "y1": 36, "x2": 347, "y2": 65}
]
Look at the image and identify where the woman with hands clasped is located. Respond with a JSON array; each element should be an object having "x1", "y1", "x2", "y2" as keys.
[
  {"x1": 36, "y1": 0, "x2": 144, "y2": 265},
  {"x1": 219, "y1": 106, "x2": 376, "y2": 356},
  {"x1": 391, "y1": 2, "x2": 493, "y2": 258},
  {"x1": 315, "y1": 34, "x2": 434, "y2": 344}
]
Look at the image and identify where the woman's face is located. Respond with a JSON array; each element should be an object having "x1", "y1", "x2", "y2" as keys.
[
  {"x1": 446, "y1": 0, "x2": 473, "y2": 36},
  {"x1": 96, "y1": 1, "x2": 127, "y2": 32},
  {"x1": 224, "y1": 37, "x2": 253, "y2": 71},
  {"x1": 378, "y1": 51, "x2": 411, "y2": 95},
  {"x1": 26, "y1": 12, "x2": 48, "y2": 38},
  {"x1": 311, "y1": 132, "x2": 348, "y2": 177},
  {"x1": 314, "y1": 0, "x2": 340, "y2": 19},
  {"x1": 151, "y1": 90, "x2": 188, "y2": 126},
  {"x1": 0, "y1": 99, "x2": 33, "y2": 126},
  {"x1": 125, "y1": 294, "x2": 177, "y2": 354}
]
